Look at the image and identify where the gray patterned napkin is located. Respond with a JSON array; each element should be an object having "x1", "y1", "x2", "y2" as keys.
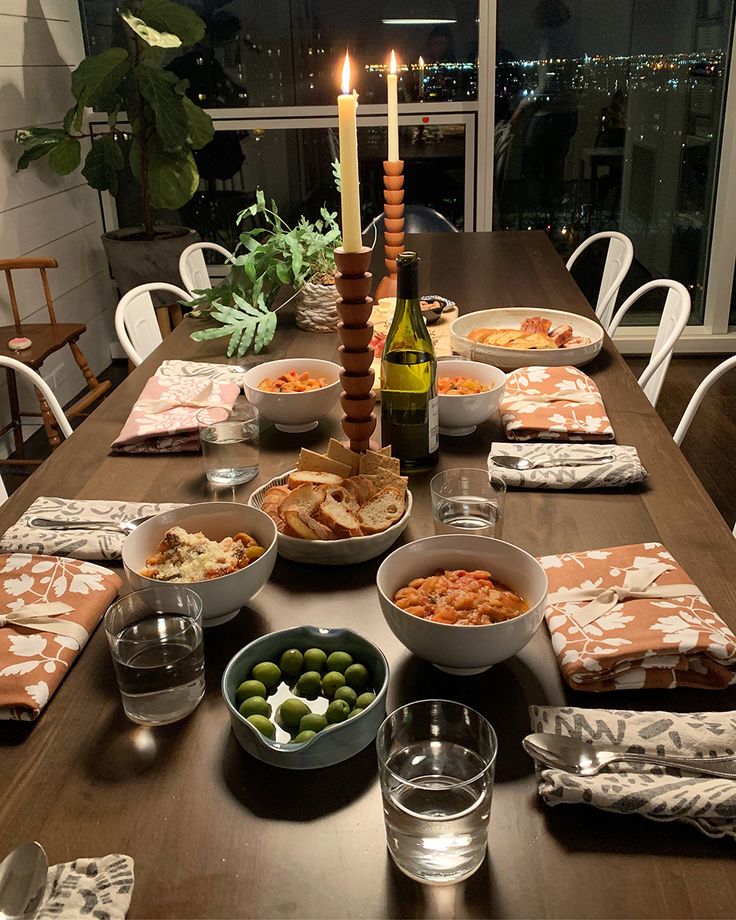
[
  {"x1": 157, "y1": 359, "x2": 246, "y2": 385},
  {"x1": 0, "y1": 497, "x2": 183, "y2": 561},
  {"x1": 529, "y1": 705, "x2": 736, "y2": 839},
  {"x1": 35, "y1": 854, "x2": 134, "y2": 920},
  {"x1": 489, "y1": 443, "x2": 647, "y2": 489}
]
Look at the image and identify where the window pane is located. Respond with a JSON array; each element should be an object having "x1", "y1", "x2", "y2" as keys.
[
  {"x1": 81, "y1": 0, "x2": 479, "y2": 107},
  {"x1": 493, "y1": 0, "x2": 734, "y2": 324}
]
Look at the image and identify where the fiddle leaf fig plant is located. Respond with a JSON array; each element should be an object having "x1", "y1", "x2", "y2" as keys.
[{"x1": 15, "y1": 0, "x2": 214, "y2": 238}]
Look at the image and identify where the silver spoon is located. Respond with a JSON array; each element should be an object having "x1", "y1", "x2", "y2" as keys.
[
  {"x1": 0, "y1": 841, "x2": 48, "y2": 919},
  {"x1": 523, "y1": 733, "x2": 736, "y2": 779},
  {"x1": 492, "y1": 454, "x2": 614, "y2": 470},
  {"x1": 28, "y1": 514, "x2": 152, "y2": 535}
]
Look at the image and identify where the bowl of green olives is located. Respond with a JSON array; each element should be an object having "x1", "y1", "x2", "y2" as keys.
[{"x1": 222, "y1": 625, "x2": 389, "y2": 769}]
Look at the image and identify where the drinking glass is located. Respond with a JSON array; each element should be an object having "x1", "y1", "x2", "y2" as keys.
[
  {"x1": 105, "y1": 587, "x2": 205, "y2": 726},
  {"x1": 376, "y1": 700, "x2": 497, "y2": 885},
  {"x1": 431, "y1": 468, "x2": 506, "y2": 537},
  {"x1": 197, "y1": 401, "x2": 259, "y2": 485}
]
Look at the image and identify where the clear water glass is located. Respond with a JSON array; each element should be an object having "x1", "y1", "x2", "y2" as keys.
[
  {"x1": 431, "y1": 468, "x2": 506, "y2": 537},
  {"x1": 105, "y1": 587, "x2": 205, "y2": 726},
  {"x1": 376, "y1": 700, "x2": 497, "y2": 885},
  {"x1": 197, "y1": 401, "x2": 259, "y2": 485}
]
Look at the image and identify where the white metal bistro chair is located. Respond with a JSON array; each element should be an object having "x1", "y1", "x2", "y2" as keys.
[
  {"x1": 566, "y1": 231, "x2": 634, "y2": 331},
  {"x1": 673, "y1": 354, "x2": 736, "y2": 536},
  {"x1": 179, "y1": 242, "x2": 234, "y2": 296},
  {"x1": 116, "y1": 283, "x2": 192, "y2": 367},
  {"x1": 607, "y1": 279, "x2": 691, "y2": 408},
  {"x1": 0, "y1": 355, "x2": 73, "y2": 502}
]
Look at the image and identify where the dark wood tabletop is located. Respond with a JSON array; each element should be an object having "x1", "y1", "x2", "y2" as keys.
[{"x1": 2, "y1": 232, "x2": 735, "y2": 920}]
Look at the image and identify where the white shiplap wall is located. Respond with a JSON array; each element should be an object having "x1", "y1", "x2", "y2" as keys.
[{"x1": 0, "y1": 0, "x2": 116, "y2": 451}]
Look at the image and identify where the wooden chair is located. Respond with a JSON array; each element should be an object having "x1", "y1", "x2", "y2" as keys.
[{"x1": 0, "y1": 258, "x2": 111, "y2": 463}]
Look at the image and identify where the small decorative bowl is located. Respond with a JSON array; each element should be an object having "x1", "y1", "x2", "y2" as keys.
[
  {"x1": 437, "y1": 358, "x2": 506, "y2": 437},
  {"x1": 242, "y1": 358, "x2": 341, "y2": 433},
  {"x1": 222, "y1": 625, "x2": 389, "y2": 769},
  {"x1": 122, "y1": 503, "x2": 277, "y2": 627}
]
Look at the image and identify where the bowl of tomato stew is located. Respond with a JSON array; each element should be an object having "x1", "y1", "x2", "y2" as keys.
[
  {"x1": 376, "y1": 535, "x2": 547, "y2": 674},
  {"x1": 243, "y1": 358, "x2": 341, "y2": 433},
  {"x1": 437, "y1": 359, "x2": 506, "y2": 437}
]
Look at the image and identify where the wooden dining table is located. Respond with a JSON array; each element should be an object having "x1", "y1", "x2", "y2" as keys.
[{"x1": 2, "y1": 231, "x2": 736, "y2": 919}]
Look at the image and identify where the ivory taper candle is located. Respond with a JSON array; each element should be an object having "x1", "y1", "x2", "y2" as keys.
[
  {"x1": 337, "y1": 52, "x2": 362, "y2": 253},
  {"x1": 387, "y1": 49, "x2": 399, "y2": 162}
]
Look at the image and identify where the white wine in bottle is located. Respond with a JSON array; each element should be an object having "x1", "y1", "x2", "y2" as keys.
[{"x1": 380, "y1": 251, "x2": 439, "y2": 472}]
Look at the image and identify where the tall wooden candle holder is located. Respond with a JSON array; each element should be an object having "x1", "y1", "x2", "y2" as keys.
[
  {"x1": 334, "y1": 246, "x2": 377, "y2": 452},
  {"x1": 374, "y1": 160, "x2": 405, "y2": 301}
]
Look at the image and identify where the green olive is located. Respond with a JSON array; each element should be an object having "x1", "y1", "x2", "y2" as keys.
[
  {"x1": 344, "y1": 663, "x2": 370, "y2": 690},
  {"x1": 279, "y1": 698, "x2": 311, "y2": 729},
  {"x1": 334, "y1": 686, "x2": 357, "y2": 708},
  {"x1": 251, "y1": 661, "x2": 281, "y2": 690},
  {"x1": 299, "y1": 713, "x2": 328, "y2": 733},
  {"x1": 235, "y1": 679, "x2": 267, "y2": 704},
  {"x1": 325, "y1": 699, "x2": 350, "y2": 724},
  {"x1": 293, "y1": 730, "x2": 317, "y2": 744},
  {"x1": 238, "y1": 696, "x2": 271, "y2": 719},
  {"x1": 303, "y1": 648, "x2": 328, "y2": 673},
  {"x1": 347, "y1": 707, "x2": 364, "y2": 719},
  {"x1": 279, "y1": 648, "x2": 304, "y2": 679},
  {"x1": 356, "y1": 691, "x2": 376, "y2": 710},
  {"x1": 246, "y1": 714, "x2": 275, "y2": 738},
  {"x1": 321, "y1": 670, "x2": 346, "y2": 699},
  {"x1": 325, "y1": 651, "x2": 353, "y2": 674},
  {"x1": 295, "y1": 670, "x2": 322, "y2": 699}
]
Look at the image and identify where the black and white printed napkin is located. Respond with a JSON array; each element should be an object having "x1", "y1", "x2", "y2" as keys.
[
  {"x1": 35, "y1": 854, "x2": 134, "y2": 920},
  {"x1": 529, "y1": 705, "x2": 736, "y2": 839},
  {"x1": 489, "y1": 443, "x2": 647, "y2": 489}
]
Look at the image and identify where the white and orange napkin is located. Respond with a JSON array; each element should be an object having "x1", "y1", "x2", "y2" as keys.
[
  {"x1": 539, "y1": 542, "x2": 736, "y2": 691},
  {"x1": 500, "y1": 365, "x2": 614, "y2": 441},
  {"x1": 111, "y1": 369, "x2": 240, "y2": 453}
]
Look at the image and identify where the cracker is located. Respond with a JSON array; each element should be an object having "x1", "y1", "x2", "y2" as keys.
[
  {"x1": 361, "y1": 449, "x2": 401, "y2": 476},
  {"x1": 326, "y1": 438, "x2": 360, "y2": 475},
  {"x1": 373, "y1": 467, "x2": 408, "y2": 493},
  {"x1": 297, "y1": 448, "x2": 351, "y2": 479}
]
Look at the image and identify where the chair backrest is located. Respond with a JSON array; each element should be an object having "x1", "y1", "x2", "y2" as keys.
[
  {"x1": 608, "y1": 279, "x2": 691, "y2": 408},
  {"x1": 0, "y1": 473, "x2": 7, "y2": 505},
  {"x1": 0, "y1": 354, "x2": 72, "y2": 439},
  {"x1": 565, "y1": 232, "x2": 633, "y2": 330},
  {"x1": 0, "y1": 257, "x2": 59, "y2": 329},
  {"x1": 116, "y1": 283, "x2": 191, "y2": 366},
  {"x1": 179, "y1": 242, "x2": 234, "y2": 296},
  {"x1": 363, "y1": 205, "x2": 459, "y2": 238}
]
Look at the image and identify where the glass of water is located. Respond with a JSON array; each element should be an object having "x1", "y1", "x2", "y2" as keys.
[
  {"x1": 430, "y1": 468, "x2": 506, "y2": 537},
  {"x1": 197, "y1": 401, "x2": 259, "y2": 486},
  {"x1": 376, "y1": 700, "x2": 497, "y2": 885},
  {"x1": 104, "y1": 587, "x2": 205, "y2": 726}
]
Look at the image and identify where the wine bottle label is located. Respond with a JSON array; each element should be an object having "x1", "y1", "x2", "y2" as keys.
[{"x1": 428, "y1": 396, "x2": 439, "y2": 453}]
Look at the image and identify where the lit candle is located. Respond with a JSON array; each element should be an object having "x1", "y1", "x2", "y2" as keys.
[
  {"x1": 418, "y1": 55, "x2": 425, "y2": 99},
  {"x1": 387, "y1": 50, "x2": 399, "y2": 162},
  {"x1": 337, "y1": 52, "x2": 362, "y2": 253}
]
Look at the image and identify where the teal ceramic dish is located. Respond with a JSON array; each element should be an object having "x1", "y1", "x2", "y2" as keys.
[{"x1": 222, "y1": 625, "x2": 389, "y2": 769}]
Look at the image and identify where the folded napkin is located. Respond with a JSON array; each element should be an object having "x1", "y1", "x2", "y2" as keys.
[
  {"x1": 500, "y1": 365, "x2": 614, "y2": 441},
  {"x1": 36, "y1": 854, "x2": 134, "y2": 920},
  {"x1": 0, "y1": 553, "x2": 122, "y2": 720},
  {"x1": 0, "y1": 497, "x2": 183, "y2": 561},
  {"x1": 529, "y1": 705, "x2": 736, "y2": 840},
  {"x1": 539, "y1": 542, "x2": 736, "y2": 691},
  {"x1": 488, "y1": 443, "x2": 647, "y2": 489},
  {"x1": 111, "y1": 372, "x2": 240, "y2": 453},
  {"x1": 158, "y1": 359, "x2": 246, "y2": 385}
]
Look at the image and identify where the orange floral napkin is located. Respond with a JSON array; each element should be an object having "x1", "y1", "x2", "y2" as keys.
[
  {"x1": 539, "y1": 542, "x2": 736, "y2": 691},
  {"x1": 500, "y1": 365, "x2": 614, "y2": 441},
  {"x1": 0, "y1": 553, "x2": 122, "y2": 720}
]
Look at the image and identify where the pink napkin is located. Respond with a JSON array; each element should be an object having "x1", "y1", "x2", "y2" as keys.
[{"x1": 111, "y1": 373, "x2": 240, "y2": 453}]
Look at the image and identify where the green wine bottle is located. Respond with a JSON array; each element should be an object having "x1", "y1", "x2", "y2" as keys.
[{"x1": 380, "y1": 251, "x2": 439, "y2": 472}]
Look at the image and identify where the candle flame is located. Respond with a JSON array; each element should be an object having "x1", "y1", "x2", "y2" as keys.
[
  {"x1": 341, "y1": 51, "x2": 351, "y2": 94},
  {"x1": 418, "y1": 55, "x2": 425, "y2": 68},
  {"x1": 390, "y1": 49, "x2": 397, "y2": 75}
]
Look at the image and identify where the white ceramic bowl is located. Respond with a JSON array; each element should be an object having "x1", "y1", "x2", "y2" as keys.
[
  {"x1": 249, "y1": 470, "x2": 413, "y2": 565},
  {"x1": 450, "y1": 308, "x2": 603, "y2": 370},
  {"x1": 242, "y1": 358, "x2": 341, "y2": 433},
  {"x1": 222, "y1": 625, "x2": 389, "y2": 770},
  {"x1": 376, "y1": 534, "x2": 548, "y2": 674},
  {"x1": 122, "y1": 503, "x2": 277, "y2": 627},
  {"x1": 437, "y1": 359, "x2": 506, "y2": 437}
]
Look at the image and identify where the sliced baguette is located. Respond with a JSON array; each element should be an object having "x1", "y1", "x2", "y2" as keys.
[
  {"x1": 283, "y1": 508, "x2": 336, "y2": 540},
  {"x1": 317, "y1": 487, "x2": 362, "y2": 537},
  {"x1": 287, "y1": 470, "x2": 345, "y2": 490},
  {"x1": 279, "y1": 483, "x2": 326, "y2": 516},
  {"x1": 342, "y1": 475, "x2": 378, "y2": 505},
  {"x1": 357, "y1": 486, "x2": 406, "y2": 535}
]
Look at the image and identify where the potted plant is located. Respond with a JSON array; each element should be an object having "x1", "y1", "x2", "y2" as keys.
[
  {"x1": 189, "y1": 175, "x2": 344, "y2": 357},
  {"x1": 15, "y1": 0, "x2": 214, "y2": 293}
]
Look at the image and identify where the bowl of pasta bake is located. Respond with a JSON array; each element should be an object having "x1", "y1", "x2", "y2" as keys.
[
  {"x1": 437, "y1": 358, "x2": 506, "y2": 436},
  {"x1": 243, "y1": 358, "x2": 341, "y2": 432},
  {"x1": 376, "y1": 534, "x2": 548, "y2": 674}
]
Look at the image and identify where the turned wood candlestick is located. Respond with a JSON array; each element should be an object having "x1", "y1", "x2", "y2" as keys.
[
  {"x1": 334, "y1": 246, "x2": 377, "y2": 452},
  {"x1": 374, "y1": 160, "x2": 405, "y2": 302}
]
